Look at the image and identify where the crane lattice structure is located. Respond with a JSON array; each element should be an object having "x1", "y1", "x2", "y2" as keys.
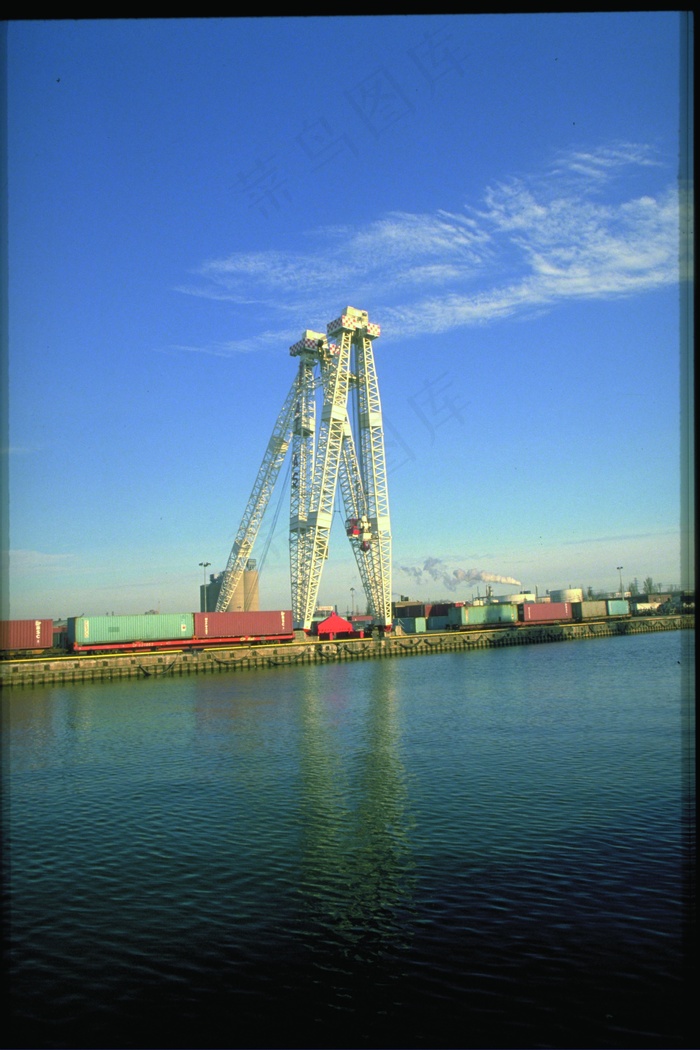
[{"x1": 216, "y1": 307, "x2": 392, "y2": 632}]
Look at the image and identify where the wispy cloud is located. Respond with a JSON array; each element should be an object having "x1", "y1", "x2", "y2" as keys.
[
  {"x1": 1, "y1": 443, "x2": 45, "y2": 455},
  {"x1": 157, "y1": 330, "x2": 296, "y2": 357},
  {"x1": 177, "y1": 142, "x2": 680, "y2": 349},
  {"x1": 550, "y1": 142, "x2": 663, "y2": 183},
  {"x1": 560, "y1": 528, "x2": 680, "y2": 546},
  {"x1": 10, "y1": 550, "x2": 75, "y2": 574}
]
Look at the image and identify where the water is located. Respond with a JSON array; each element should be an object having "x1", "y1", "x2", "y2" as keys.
[{"x1": 4, "y1": 630, "x2": 693, "y2": 1048}]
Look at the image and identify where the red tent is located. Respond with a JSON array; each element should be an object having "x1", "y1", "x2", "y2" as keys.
[{"x1": 316, "y1": 612, "x2": 356, "y2": 639}]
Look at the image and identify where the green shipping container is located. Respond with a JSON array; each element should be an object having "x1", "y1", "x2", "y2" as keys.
[
  {"x1": 448, "y1": 605, "x2": 469, "y2": 626},
  {"x1": 427, "y1": 615, "x2": 449, "y2": 631},
  {"x1": 465, "y1": 605, "x2": 517, "y2": 626},
  {"x1": 606, "y1": 599, "x2": 630, "y2": 617},
  {"x1": 395, "y1": 617, "x2": 426, "y2": 634},
  {"x1": 68, "y1": 613, "x2": 195, "y2": 645},
  {"x1": 486, "y1": 604, "x2": 517, "y2": 623}
]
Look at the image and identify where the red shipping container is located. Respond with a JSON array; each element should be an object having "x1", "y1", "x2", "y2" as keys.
[
  {"x1": 0, "y1": 619, "x2": 54, "y2": 650},
  {"x1": 520, "y1": 602, "x2": 572, "y2": 622},
  {"x1": 193, "y1": 610, "x2": 294, "y2": 639}
]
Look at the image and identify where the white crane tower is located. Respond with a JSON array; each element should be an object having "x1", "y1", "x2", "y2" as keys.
[{"x1": 216, "y1": 307, "x2": 392, "y2": 633}]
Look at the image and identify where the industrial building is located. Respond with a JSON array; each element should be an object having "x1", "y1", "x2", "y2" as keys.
[{"x1": 201, "y1": 562, "x2": 259, "y2": 613}]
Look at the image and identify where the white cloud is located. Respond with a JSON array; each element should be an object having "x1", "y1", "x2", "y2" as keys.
[
  {"x1": 550, "y1": 142, "x2": 663, "y2": 183},
  {"x1": 177, "y1": 142, "x2": 680, "y2": 347}
]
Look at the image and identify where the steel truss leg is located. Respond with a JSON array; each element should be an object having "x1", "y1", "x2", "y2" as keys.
[
  {"x1": 354, "y1": 335, "x2": 392, "y2": 628},
  {"x1": 289, "y1": 352, "x2": 317, "y2": 628},
  {"x1": 294, "y1": 331, "x2": 352, "y2": 629}
]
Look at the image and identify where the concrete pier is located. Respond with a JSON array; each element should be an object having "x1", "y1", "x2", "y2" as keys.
[{"x1": 0, "y1": 615, "x2": 692, "y2": 690}]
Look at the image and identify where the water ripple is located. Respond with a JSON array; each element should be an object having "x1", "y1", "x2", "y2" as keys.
[{"x1": 5, "y1": 631, "x2": 690, "y2": 1048}]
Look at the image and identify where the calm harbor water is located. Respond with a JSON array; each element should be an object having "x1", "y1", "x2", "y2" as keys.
[{"x1": 5, "y1": 630, "x2": 694, "y2": 1049}]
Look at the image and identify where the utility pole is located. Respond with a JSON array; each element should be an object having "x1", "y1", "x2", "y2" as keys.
[{"x1": 199, "y1": 562, "x2": 211, "y2": 611}]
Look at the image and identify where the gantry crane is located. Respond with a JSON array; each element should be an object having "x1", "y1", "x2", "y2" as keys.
[{"x1": 216, "y1": 307, "x2": 392, "y2": 632}]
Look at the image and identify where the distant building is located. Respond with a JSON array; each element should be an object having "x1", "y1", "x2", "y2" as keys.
[
  {"x1": 201, "y1": 562, "x2": 260, "y2": 612},
  {"x1": 629, "y1": 593, "x2": 671, "y2": 614},
  {"x1": 549, "y1": 588, "x2": 583, "y2": 604},
  {"x1": 496, "y1": 592, "x2": 537, "y2": 605},
  {"x1": 392, "y1": 600, "x2": 426, "y2": 618}
]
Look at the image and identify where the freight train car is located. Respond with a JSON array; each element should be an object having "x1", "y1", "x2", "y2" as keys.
[
  {"x1": 66, "y1": 610, "x2": 295, "y2": 654},
  {"x1": 518, "y1": 601, "x2": 573, "y2": 623},
  {"x1": 571, "y1": 600, "x2": 608, "y2": 621},
  {"x1": 193, "y1": 610, "x2": 293, "y2": 643},
  {"x1": 0, "y1": 619, "x2": 55, "y2": 657},
  {"x1": 448, "y1": 604, "x2": 518, "y2": 627}
]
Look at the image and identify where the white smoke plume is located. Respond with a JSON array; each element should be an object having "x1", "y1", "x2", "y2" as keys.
[{"x1": 399, "y1": 558, "x2": 521, "y2": 593}]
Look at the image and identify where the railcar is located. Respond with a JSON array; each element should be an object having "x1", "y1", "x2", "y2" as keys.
[
  {"x1": 0, "y1": 619, "x2": 57, "y2": 658},
  {"x1": 67, "y1": 611, "x2": 295, "y2": 654},
  {"x1": 1, "y1": 611, "x2": 295, "y2": 658}
]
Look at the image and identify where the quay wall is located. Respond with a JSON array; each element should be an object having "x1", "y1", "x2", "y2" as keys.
[{"x1": 0, "y1": 616, "x2": 693, "y2": 690}]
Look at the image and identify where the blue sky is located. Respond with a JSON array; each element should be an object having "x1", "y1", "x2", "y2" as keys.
[{"x1": 4, "y1": 14, "x2": 692, "y2": 618}]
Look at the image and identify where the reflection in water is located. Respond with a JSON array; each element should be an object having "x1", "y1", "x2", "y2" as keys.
[
  {"x1": 5, "y1": 633, "x2": 687, "y2": 1049},
  {"x1": 298, "y1": 662, "x2": 417, "y2": 979}
]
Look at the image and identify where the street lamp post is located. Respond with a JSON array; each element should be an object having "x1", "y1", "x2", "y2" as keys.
[
  {"x1": 616, "y1": 566, "x2": 624, "y2": 597},
  {"x1": 350, "y1": 586, "x2": 355, "y2": 617},
  {"x1": 199, "y1": 562, "x2": 211, "y2": 612}
]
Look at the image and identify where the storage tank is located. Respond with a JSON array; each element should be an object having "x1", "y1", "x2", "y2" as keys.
[
  {"x1": 503, "y1": 592, "x2": 537, "y2": 605},
  {"x1": 243, "y1": 568, "x2": 259, "y2": 611},
  {"x1": 202, "y1": 567, "x2": 260, "y2": 612}
]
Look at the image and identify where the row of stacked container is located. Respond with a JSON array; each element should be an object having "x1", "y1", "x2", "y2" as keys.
[
  {"x1": 1, "y1": 599, "x2": 635, "y2": 655},
  {"x1": 395, "y1": 599, "x2": 630, "y2": 633}
]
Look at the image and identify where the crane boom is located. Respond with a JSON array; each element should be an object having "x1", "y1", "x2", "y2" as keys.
[{"x1": 215, "y1": 370, "x2": 299, "y2": 613}]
